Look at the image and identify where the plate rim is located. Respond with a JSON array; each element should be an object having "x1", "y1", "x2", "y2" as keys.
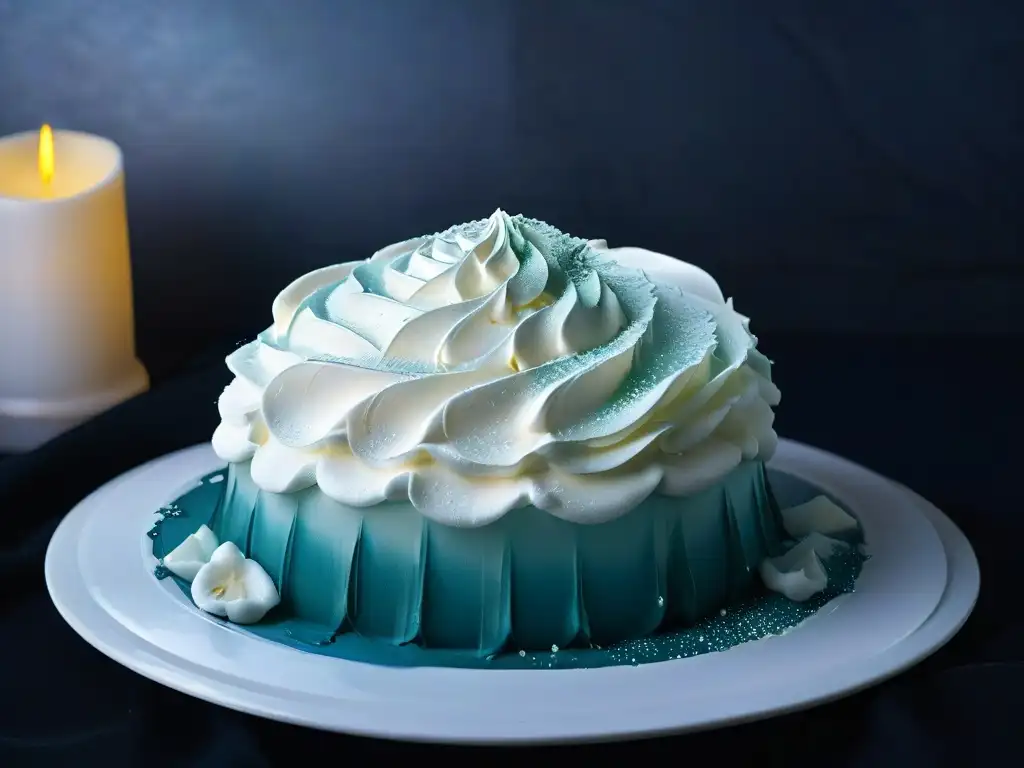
[{"x1": 45, "y1": 439, "x2": 979, "y2": 745}]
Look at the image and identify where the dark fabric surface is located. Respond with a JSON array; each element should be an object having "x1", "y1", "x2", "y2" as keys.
[{"x1": 0, "y1": 332, "x2": 1019, "y2": 766}]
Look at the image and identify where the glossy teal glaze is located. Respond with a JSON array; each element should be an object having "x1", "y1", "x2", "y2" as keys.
[{"x1": 153, "y1": 459, "x2": 784, "y2": 656}]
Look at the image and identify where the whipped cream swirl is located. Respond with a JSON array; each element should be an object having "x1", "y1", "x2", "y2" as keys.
[{"x1": 213, "y1": 210, "x2": 780, "y2": 526}]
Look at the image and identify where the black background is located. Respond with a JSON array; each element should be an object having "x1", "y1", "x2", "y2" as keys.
[
  {"x1": 2, "y1": 0, "x2": 1023, "y2": 377},
  {"x1": 1, "y1": 1, "x2": 1022, "y2": 765}
]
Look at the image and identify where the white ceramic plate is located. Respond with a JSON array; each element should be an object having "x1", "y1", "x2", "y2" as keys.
[{"x1": 45, "y1": 440, "x2": 978, "y2": 745}]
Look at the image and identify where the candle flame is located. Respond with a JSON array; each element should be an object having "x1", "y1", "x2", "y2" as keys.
[{"x1": 38, "y1": 124, "x2": 55, "y2": 184}]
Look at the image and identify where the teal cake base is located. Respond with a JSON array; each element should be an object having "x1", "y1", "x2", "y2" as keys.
[
  {"x1": 150, "y1": 464, "x2": 866, "y2": 669},
  {"x1": 152, "y1": 460, "x2": 786, "y2": 655}
]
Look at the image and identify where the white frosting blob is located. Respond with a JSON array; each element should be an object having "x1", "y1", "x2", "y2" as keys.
[
  {"x1": 759, "y1": 532, "x2": 847, "y2": 602},
  {"x1": 163, "y1": 524, "x2": 219, "y2": 582},
  {"x1": 191, "y1": 542, "x2": 281, "y2": 625},
  {"x1": 781, "y1": 495, "x2": 859, "y2": 539},
  {"x1": 212, "y1": 210, "x2": 781, "y2": 526},
  {"x1": 760, "y1": 494, "x2": 862, "y2": 602}
]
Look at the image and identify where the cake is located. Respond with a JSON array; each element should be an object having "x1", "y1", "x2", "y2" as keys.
[{"x1": 152, "y1": 210, "x2": 861, "y2": 661}]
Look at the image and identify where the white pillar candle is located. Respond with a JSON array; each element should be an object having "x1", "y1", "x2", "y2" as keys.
[{"x1": 0, "y1": 128, "x2": 148, "y2": 451}]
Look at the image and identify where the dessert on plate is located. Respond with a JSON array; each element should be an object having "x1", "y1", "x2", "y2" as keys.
[{"x1": 154, "y1": 210, "x2": 857, "y2": 659}]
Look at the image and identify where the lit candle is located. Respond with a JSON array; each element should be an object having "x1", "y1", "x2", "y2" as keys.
[{"x1": 0, "y1": 126, "x2": 148, "y2": 451}]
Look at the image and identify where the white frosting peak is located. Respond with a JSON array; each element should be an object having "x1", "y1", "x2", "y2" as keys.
[{"x1": 213, "y1": 210, "x2": 780, "y2": 526}]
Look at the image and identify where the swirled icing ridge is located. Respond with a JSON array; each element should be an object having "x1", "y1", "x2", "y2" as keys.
[{"x1": 213, "y1": 210, "x2": 781, "y2": 526}]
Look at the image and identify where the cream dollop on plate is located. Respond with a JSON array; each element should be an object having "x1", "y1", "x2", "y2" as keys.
[
  {"x1": 162, "y1": 524, "x2": 219, "y2": 582},
  {"x1": 191, "y1": 542, "x2": 281, "y2": 625},
  {"x1": 760, "y1": 495, "x2": 860, "y2": 602}
]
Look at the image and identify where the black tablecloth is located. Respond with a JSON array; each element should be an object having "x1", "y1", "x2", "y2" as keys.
[{"x1": 1, "y1": 333, "x2": 1019, "y2": 766}]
